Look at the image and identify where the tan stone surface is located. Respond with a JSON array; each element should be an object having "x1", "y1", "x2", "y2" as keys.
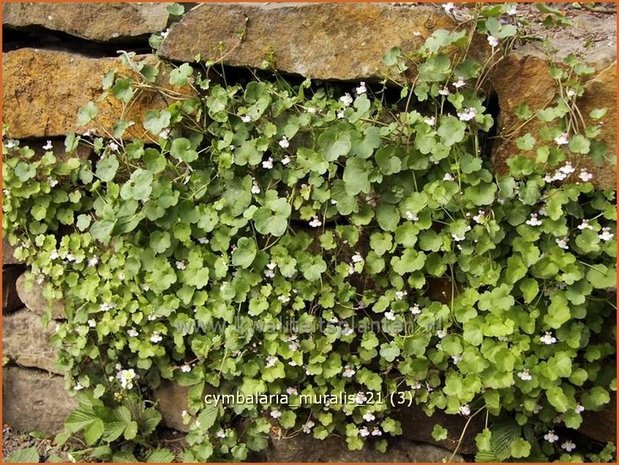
[
  {"x1": 3, "y1": 3, "x2": 169, "y2": 42},
  {"x1": 159, "y1": 3, "x2": 460, "y2": 81},
  {"x1": 2, "y1": 48, "x2": 189, "y2": 139},
  {"x1": 3, "y1": 308, "x2": 60, "y2": 374},
  {"x1": 491, "y1": 12, "x2": 616, "y2": 190},
  {"x1": 266, "y1": 434, "x2": 463, "y2": 462},
  {"x1": 3, "y1": 366, "x2": 76, "y2": 434},
  {"x1": 16, "y1": 272, "x2": 65, "y2": 319}
]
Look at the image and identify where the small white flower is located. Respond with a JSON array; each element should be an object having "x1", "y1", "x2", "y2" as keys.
[
  {"x1": 43, "y1": 140, "x2": 53, "y2": 151},
  {"x1": 452, "y1": 354, "x2": 462, "y2": 364},
  {"x1": 487, "y1": 35, "x2": 499, "y2": 47},
  {"x1": 270, "y1": 409, "x2": 282, "y2": 419},
  {"x1": 599, "y1": 227, "x2": 614, "y2": 241},
  {"x1": 286, "y1": 387, "x2": 298, "y2": 396},
  {"x1": 575, "y1": 404, "x2": 585, "y2": 413},
  {"x1": 544, "y1": 430, "x2": 559, "y2": 443},
  {"x1": 518, "y1": 370, "x2": 532, "y2": 381},
  {"x1": 216, "y1": 429, "x2": 226, "y2": 439},
  {"x1": 340, "y1": 93, "x2": 354, "y2": 107},
  {"x1": 566, "y1": 89, "x2": 577, "y2": 98},
  {"x1": 556, "y1": 238, "x2": 569, "y2": 250},
  {"x1": 108, "y1": 142, "x2": 119, "y2": 152},
  {"x1": 406, "y1": 210, "x2": 418, "y2": 221},
  {"x1": 578, "y1": 220, "x2": 593, "y2": 230},
  {"x1": 50, "y1": 250, "x2": 59, "y2": 259},
  {"x1": 281, "y1": 155, "x2": 291, "y2": 165},
  {"x1": 278, "y1": 137, "x2": 290, "y2": 149},
  {"x1": 561, "y1": 441, "x2": 576, "y2": 452},
  {"x1": 554, "y1": 132, "x2": 569, "y2": 145},
  {"x1": 459, "y1": 405, "x2": 471, "y2": 416},
  {"x1": 74, "y1": 382, "x2": 84, "y2": 391},
  {"x1": 356, "y1": 82, "x2": 367, "y2": 95},
  {"x1": 457, "y1": 107, "x2": 477, "y2": 122},
  {"x1": 5, "y1": 139, "x2": 18, "y2": 149},
  {"x1": 424, "y1": 116, "x2": 436, "y2": 126},
  {"x1": 150, "y1": 332, "x2": 163, "y2": 343},
  {"x1": 117, "y1": 368, "x2": 137, "y2": 390},
  {"x1": 452, "y1": 233, "x2": 466, "y2": 242},
  {"x1": 278, "y1": 295, "x2": 290, "y2": 303},
  {"x1": 453, "y1": 77, "x2": 466, "y2": 89},
  {"x1": 181, "y1": 364, "x2": 191, "y2": 373},
  {"x1": 127, "y1": 328, "x2": 139, "y2": 337},
  {"x1": 507, "y1": 5, "x2": 518, "y2": 15},
  {"x1": 472, "y1": 210, "x2": 486, "y2": 224},
  {"x1": 352, "y1": 253, "x2": 363, "y2": 263},
  {"x1": 437, "y1": 329, "x2": 447, "y2": 338},
  {"x1": 363, "y1": 412, "x2": 375, "y2": 422},
  {"x1": 359, "y1": 426, "x2": 370, "y2": 438},
  {"x1": 306, "y1": 107, "x2": 317, "y2": 114},
  {"x1": 526, "y1": 213, "x2": 542, "y2": 227},
  {"x1": 267, "y1": 261, "x2": 277, "y2": 270},
  {"x1": 355, "y1": 392, "x2": 368, "y2": 404},
  {"x1": 442, "y1": 2, "x2": 455, "y2": 13},
  {"x1": 395, "y1": 290, "x2": 408, "y2": 300},
  {"x1": 410, "y1": 304, "x2": 422, "y2": 315},
  {"x1": 262, "y1": 157, "x2": 274, "y2": 169},
  {"x1": 438, "y1": 86, "x2": 450, "y2": 96},
  {"x1": 266, "y1": 355, "x2": 278, "y2": 368},
  {"x1": 384, "y1": 311, "x2": 396, "y2": 321},
  {"x1": 100, "y1": 302, "x2": 115, "y2": 312},
  {"x1": 49, "y1": 179, "x2": 59, "y2": 188},
  {"x1": 175, "y1": 260, "x2": 186, "y2": 270},
  {"x1": 158, "y1": 129, "x2": 170, "y2": 139},
  {"x1": 87, "y1": 319, "x2": 96, "y2": 328},
  {"x1": 559, "y1": 162, "x2": 576, "y2": 175},
  {"x1": 88, "y1": 256, "x2": 99, "y2": 267},
  {"x1": 540, "y1": 331, "x2": 557, "y2": 345},
  {"x1": 443, "y1": 173, "x2": 455, "y2": 181},
  {"x1": 240, "y1": 115, "x2": 252, "y2": 123},
  {"x1": 264, "y1": 269, "x2": 275, "y2": 278},
  {"x1": 251, "y1": 180, "x2": 261, "y2": 194},
  {"x1": 302, "y1": 420, "x2": 315, "y2": 433},
  {"x1": 578, "y1": 169, "x2": 593, "y2": 182},
  {"x1": 337, "y1": 110, "x2": 345, "y2": 119},
  {"x1": 342, "y1": 366, "x2": 356, "y2": 378},
  {"x1": 198, "y1": 237, "x2": 209, "y2": 245},
  {"x1": 309, "y1": 216, "x2": 322, "y2": 228}
]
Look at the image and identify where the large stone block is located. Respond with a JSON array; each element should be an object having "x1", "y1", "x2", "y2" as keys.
[
  {"x1": 159, "y1": 3, "x2": 461, "y2": 81},
  {"x1": 2, "y1": 49, "x2": 191, "y2": 139},
  {"x1": 3, "y1": 3, "x2": 169, "y2": 42},
  {"x1": 265, "y1": 434, "x2": 462, "y2": 462},
  {"x1": 3, "y1": 308, "x2": 61, "y2": 374},
  {"x1": 491, "y1": 12, "x2": 616, "y2": 189},
  {"x1": 395, "y1": 405, "x2": 483, "y2": 455},
  {"x1": 16, "y1": 272, "x2": 65, "y2": 319},
  {"x1": 2, "y1": 366, "x2": 76, "y2": 434}
]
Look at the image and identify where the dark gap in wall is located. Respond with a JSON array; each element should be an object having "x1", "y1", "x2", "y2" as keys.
[
  {"x1": 3, "y1": 26, "x2": 153, "y2": 57},
  {"x1": 480, "y1": 89, "x2": 500, "y2": 161}
]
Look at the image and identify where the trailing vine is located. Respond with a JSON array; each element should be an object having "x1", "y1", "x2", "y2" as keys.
[{"x1": 2, "y1": 3, "x2": 616, "y2": 462}]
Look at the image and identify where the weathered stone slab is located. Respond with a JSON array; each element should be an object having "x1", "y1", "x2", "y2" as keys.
[
  {"x1": 2, "y1": 49, "x2": 190, "y2": 139},
  {"x1": 395, "y1": 405, "x2": 483, "y2": 455},
  {"x1": 159, "y1": 3, "x2": 458, "y2": 81},
  {"x1": 16, "y1": 272, "x2": 65, "y2": 319},
  {"x1": 266, "y1": 434, "x2": 463, "y2": 462},
  {"x1": 3, "y1": 366, "x2": 76, "y2": 434},
  {"x1": 491, "y1": 12, "x2": 616, "y2": 189},
  {"x1": 3, "y1": 308, "x2": 60, "y2": 374},
  {"x1": 3, "y1": 3, "x2": 169, "y2": 42}
]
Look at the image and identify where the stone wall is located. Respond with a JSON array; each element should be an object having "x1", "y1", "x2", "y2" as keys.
[{"x1": 2, "y1": 2, "x2": 616, "y2": 461}]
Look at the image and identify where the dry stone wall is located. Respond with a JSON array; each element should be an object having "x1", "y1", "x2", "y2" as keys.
[{"x1": 2, "y1": 2, "x2": 616, "y2": 460}]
